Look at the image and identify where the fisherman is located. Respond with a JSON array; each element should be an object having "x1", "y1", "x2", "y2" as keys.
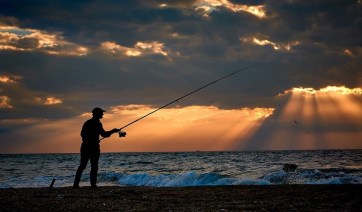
[{"x1": 73, "y1": 107, "x2": 121, "y2": 189}]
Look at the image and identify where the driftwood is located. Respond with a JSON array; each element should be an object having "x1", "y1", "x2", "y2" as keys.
[{"x1": 49, "y1": 179, "x2": 55, "y2": 190}]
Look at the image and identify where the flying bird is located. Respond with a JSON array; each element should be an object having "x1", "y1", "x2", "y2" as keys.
[{"x1": 293, "y1": 119, "x2": 298, "y2": 124}]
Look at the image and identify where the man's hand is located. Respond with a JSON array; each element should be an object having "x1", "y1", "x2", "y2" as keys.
[{"x1": 119, "y1": 131, "x2": 126, "y2": 137}]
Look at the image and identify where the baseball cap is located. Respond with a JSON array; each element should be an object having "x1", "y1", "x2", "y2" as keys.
[{"x1": 92, "y1": 107, "x2": 106, "y2": 114}]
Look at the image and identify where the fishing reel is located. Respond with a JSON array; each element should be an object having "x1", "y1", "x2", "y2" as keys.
[{"x1": 119, "y1": 131, "x2": 127, "y2": 137}]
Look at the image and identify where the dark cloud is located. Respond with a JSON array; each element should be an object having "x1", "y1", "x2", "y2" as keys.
[
  {"x1": 228, "y1": 0, "x2": 266, "y2": 5},
  {"x1": 0, "y1": 0, "x2": 201, "y2": 47},
  {"x1": 14, "y1": 37, "x2": 39, "y2": 49},
  {"x1": 265, "y1": 1, "x2": 361, "y2": 44}
]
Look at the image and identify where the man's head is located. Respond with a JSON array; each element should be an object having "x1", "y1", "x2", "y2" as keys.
[{"x1": 92, "y1": 107, "x2": 106, "y2": 119}]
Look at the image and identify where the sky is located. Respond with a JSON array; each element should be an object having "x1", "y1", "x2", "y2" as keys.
[{"x1": 0, "y1": 0, "x2": 361, "y2": 153}]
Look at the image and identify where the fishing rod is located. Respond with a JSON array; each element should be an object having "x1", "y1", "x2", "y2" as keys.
[{"x1": 103, "y1": 65, "x2": 256, "y2": 140}]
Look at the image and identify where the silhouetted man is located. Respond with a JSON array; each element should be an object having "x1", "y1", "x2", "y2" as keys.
[{"x1": 73, "y1": 107, "x2": 121, "y2": 188}]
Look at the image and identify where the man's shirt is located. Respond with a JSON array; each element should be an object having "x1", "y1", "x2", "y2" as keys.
[{"x1": 80, "y1": 118, "x2": 106, "y2": 146}]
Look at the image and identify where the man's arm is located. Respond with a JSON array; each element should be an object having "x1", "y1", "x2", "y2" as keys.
[{"x1": 100, "y1": 124, "x2": 120, "y2": 138}]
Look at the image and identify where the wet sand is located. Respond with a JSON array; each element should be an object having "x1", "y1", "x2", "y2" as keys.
[{"x1": 1, "y1": 185, "x2": 361, "y2": 211}]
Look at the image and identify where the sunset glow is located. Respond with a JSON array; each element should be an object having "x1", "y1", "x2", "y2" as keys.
[
  {"x1": 268, "y1": 86, "x2": 362, "y2": 150},
  {"x1": 0, "y1": 26, "x2": 88, "y2": 55},
  {"x1": 0, "y1": 96, "x2": 12, "y2": 108},
  {"x1": 101, "y1": 41, "x2": 168, "y2": 57},
  {"x1": 0, "y1": 75, "x2": 21, "y2": 83},
  {"x1": 198, "y1": 0, "x2": 266, "y2": 18},
  {"x1": 252, "y1": 38, "x2": 300, "y2": 50},
  {"x1": 44, "y1": 97, "x2": 62, "y2": 105},
  {"x1": 98, "y1": 105, "x2": 274, "y2": 152},
  {"x1": 281, "y1": 86, "x2": 362, "y2": 95},
  {"x1": 34, "y1": 97, "x2": 62, "y2": 105},
  {"x1": 253, "y1": 38, "x2": 279, "y2": 50},
  {"x1": 3, "y1": 105, "x2": 274, "y2": 153},
  {"x1": 135, "y1": 42, "x2": 168, "y2": 56}
]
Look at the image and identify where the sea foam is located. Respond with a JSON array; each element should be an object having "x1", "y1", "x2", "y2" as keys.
[{"x1": 105, "y1": 171, "x2": 271, "y2": 187}]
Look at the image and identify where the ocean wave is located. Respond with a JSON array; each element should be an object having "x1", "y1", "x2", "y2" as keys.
[
  {"x1": 105, "y1": 171, "x2": 271, "y2": 186},
  {"x1": 263, "y1": 169, "x2": 362, "y2": 185},
  {"x1": 1, "y1": 169, "x2": 361, "y2": 188},
  {"x1": 103, "y1": 170, "x2": 362, "y2": 187},
  {"x1": 135, "y1": 161, "x2": 154, "y2": 165},
  {"x1": 1, "y1": 151, "x2": 362, "y2": 188}
]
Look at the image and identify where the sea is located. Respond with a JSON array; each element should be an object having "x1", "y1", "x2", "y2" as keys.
[{"x1": 0, "y1": 150, "x2": 361, "y2": 188}]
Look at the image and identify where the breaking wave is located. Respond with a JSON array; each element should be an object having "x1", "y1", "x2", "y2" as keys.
[{"x1": 103, "y1": 170, "x2": 362, "y2": 187}]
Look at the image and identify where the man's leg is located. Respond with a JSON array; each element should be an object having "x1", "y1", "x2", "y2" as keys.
[
  {"x1": 73, "y1": 151, "x2": 90, "y2": 188},
  {"x1": 89, "y1": 150, "x2": 100, "y2": 187}
]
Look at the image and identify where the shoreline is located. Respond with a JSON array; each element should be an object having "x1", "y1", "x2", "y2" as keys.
[
  {"x1": 2, "y1": 149, "x2": 361, "y2": 154},
  {"x1": 1, "y1": 185, "x2": 361, "y2": 211}
]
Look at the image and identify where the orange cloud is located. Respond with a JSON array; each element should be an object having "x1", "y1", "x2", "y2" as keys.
[
  {"x1": 101, "y1": 41, "x2": 168, "y2": 57},
  {"x1": 281, "y1": 86, "x2": 362, "y2": 95},
  {"x1": 35, "y1": 97, "x2": 62, "y2": 105},
  {"x1": 0, "y1": 26, "x2": 88, "y2": 55},
  {"x1": 135, "y1": 42, "x2": 168, "y2": 56},
  {"x1": 196, "y1": 0, "x2": 266, "y2": 18},
  {"x1": 44, "y1": 97, "x2": 62, "y2": 105},
  {"x1": 251, "y1": 38, "x2": 300, "y2": 50},
  {"x1": 0, "y1": 96, "x2": 12, "y2": 108},
  {"x1": 0, "y1": 75, "x2": 21, "y2": 83}
]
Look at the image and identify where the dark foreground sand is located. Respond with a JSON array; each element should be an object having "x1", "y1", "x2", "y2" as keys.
[{"x1": 1, "y1": 185, "x2": 361, "y2": 212}]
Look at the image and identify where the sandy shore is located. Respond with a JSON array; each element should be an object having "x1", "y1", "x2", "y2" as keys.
[{"x1": 1, "y1": 185, "x2": 361, "y2": 211}]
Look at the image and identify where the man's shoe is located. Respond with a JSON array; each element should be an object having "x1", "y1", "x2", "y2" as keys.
[
  {"x1": 73, "y1": 185, "x2": 80, "y2": 189},
  {"x1": 91, "y1": 185, "x2": 100, "y2": 189}
]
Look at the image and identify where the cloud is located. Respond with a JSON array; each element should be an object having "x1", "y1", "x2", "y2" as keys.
[
  {"x1": 35, "y1": 97, "x2": 63, "y2": 105},
  {"x1": 0, "y1": 26, "x2": 88, "y2": 55},
  {"x1": 135, "y1": 42, "x2": 168, "y2": 56},
  {"x1": 195, "y1": 0, "x2": 266, "y2": 18},
  {"x1": 0, "y1": 75, "x2": 21, "y2": 83},
  {"x1": 280, "y1": 86, "x2": 362, "y2": 95},
  {"x1": 0, "y1": 0, "x2": 361, "y2": 152},
  {"x1": 101, "y1": 41, "x2": 168, "y2": 57},
  {"x1": 251, "y1": 37, "x2": 300, "y2": 51},
  {"x1": 0, "y1": 71, "x2": 76, "y2": 120},
  {"x1": 1, "y1": 25, "x2": 174, "y2": 59},
  {"x1": 0, "y1": 96, "x2": 12, "y2": 108}
]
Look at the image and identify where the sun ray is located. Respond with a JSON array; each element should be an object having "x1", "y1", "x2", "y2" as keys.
[{"x1": 275, "y1": 86, "x2": 362, "y2": 150}]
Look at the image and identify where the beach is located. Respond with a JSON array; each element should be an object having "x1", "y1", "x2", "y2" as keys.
[{"x1": 1, "y1": 185, "x2": 361, "y2": 211}]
